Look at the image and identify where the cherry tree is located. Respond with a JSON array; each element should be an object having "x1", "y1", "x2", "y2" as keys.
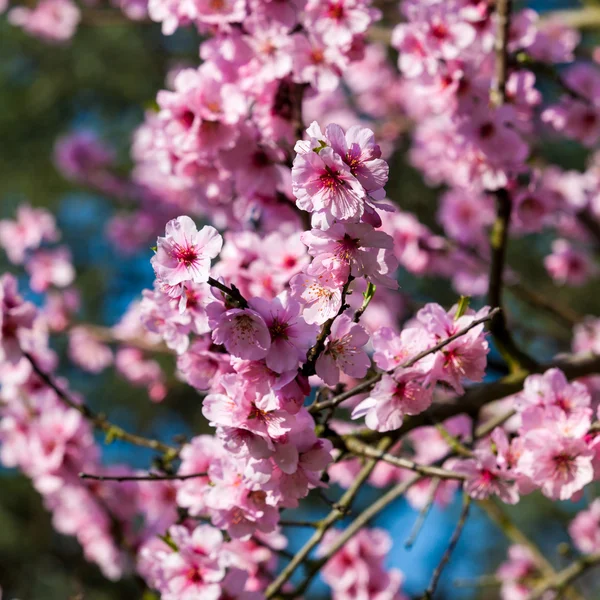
[{"x1": 2, "y1": 0, "x2": 600, "y2": 598}]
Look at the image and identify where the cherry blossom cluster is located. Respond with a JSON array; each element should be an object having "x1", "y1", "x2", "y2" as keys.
[
  {"x1": 454, "y1": 367, "x2": 599, "y2": 504},
  {"x1": 5, "y1": 0, "x2": 600, "y2": 598},
  {"x1": 384, "y1": 0, "x2": 600, "y2": 298},
  {"x1": 0, "y1": 204, "x2": 74, "y2": 293},
  {"x1": 0, "y1": 272, "x2": 294, "y2": 594},
  {"x1": 0, "y1": 275, "x2": 127, "y2": 579},
  {"x1": 318, "y1": 528, "x2": 408, "y2": 600}
]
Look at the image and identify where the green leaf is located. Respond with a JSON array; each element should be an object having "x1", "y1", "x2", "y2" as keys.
[{"x1": 455, "y1": 296, "x2": 471, "y2": 320}]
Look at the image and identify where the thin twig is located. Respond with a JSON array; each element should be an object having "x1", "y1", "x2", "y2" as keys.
[
  {"x1": 342, "y1": 437, "x2": 468, "y2": 480},
  {"x1": 24, "y1": 352, "x2": 178, "y2": 457},
  {"x1": 207, "y1": 276, "x2": 248, "y2": 308},
  {"x1": 405, "y1": 478, "x2": 442, "y2": 549},
  {"x1": 529, "y1": 552, "x2": 600, "y2": 600},
  {"x1": 264, "y1": 437, "x2": 393, "y2": 598},
  {"x1": 79, "y1": 471, "x2": 207, "y2": 482},
  {"x1": 422, "y1": 494, "x2": 472, "y2": 599}
]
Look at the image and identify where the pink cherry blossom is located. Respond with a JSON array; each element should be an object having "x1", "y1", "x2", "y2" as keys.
[
  {"x1": 544, "y1": 238, "x2": 594, "y2": 287},
  {"x1": 250, "y1": 293, "x2": 317, "y2": 373},
  {"x1": 292, "y1": 145, "x2": 366, "y2": 227},
  {"x1": 517, "y1": 430, "x2": 594, "y2": 501},
  {"x1": 8, "y1": 0, "x2": 80, "y2": 42},
  {"x1": 68, "y1": 327, "x2": 113, "y2": 374},
  {"x1": 0, "y1": 274, "x2": 37, "y2": 364},
  {"x1": 26, "y1": 247, "x2": 75, "y2": 293},
  {"x1": 290, "y1": 273, "x2": 342, "y2": 325},
  {"x1": 318, "y1": 528, "x2": 408, "y2": 600},
  {"x1": 152, "y1": 216, "x2": 223, "y2": 288},
  {"x1": 569, "y1": 499, "x2": 600, "y2": 554},
  {"x1": 352, "y1": 369, "x2": 433, "y2": 432},
  {"x1": 453, "y1": 448, "x2": 519, "y2": 504},
  {"x1": 0, "y1": 204, "x2": 58, "y2": 265},
  {"x1": 304, "y1": 0, "x2": 379, "y2": 49},
  {"x1": 212, "y1": 307, "x2": 271, "y2": 360},
  {"x1": 316, "y1": 314, "x2": 370, "y2": 386},
  {"x1": 302, "y1": 222, "x2": 397, "y2": 287}
]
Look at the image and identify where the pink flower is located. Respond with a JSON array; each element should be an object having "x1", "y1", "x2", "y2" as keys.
[
  {"x1": 8, "y1": 0, "x2": 80, "y2": 43},
  {"x1": 292, "y1": 145, "x2": 365, "y2": 226},
  {"x1": 414, "y1": 303, "x2": 490, "y2": 393},
  {"x1": 453, "y1": 449, "x2": 519, "y2": 504},
  {"x1": 0, "y1": 274, "x2": 37, "y2": 364},
  {"x1": 290, "y1": 273, "x2": 342, "y2": 325},
  {"x1": 325, "y1": 123, "x2": 389, "y2": 196},
  {"x1": 195, "y1": 0, "x2": 246, "y2": 25},
  {"x1": 515, "y1": 368, "x2": 591, "y2": 418},
  {"x1": 542, "y1": 64, "x2": 600, "y2": 147},
  {"x1": 177, "y1": 338, "x2": 232, "y2": 391},
  {"x1": 304, "y1": 0, "x2": 378, "y2": 49},
  {"x1": 318, "y1": 528, "x2": 408, "y2": 600},
  {"x1": 302, "y1": 222, "x2": 396, "y2": 287},
  {"x1": 152, "y1": 216, "x2": 223, "y2": 288},
  {"x1": 496, "y1": 545, "x2": 541, "y2": 600},
  {"x1": 437, "y1": 188, "x2": 495, "y2": 246},
  {"x1": 115, "y1": 347, "x2": 166, "y2": 402},
  {"x1": 243, "y1": 18, "x2": 294, "y2": 84},
  {"x1": 569, "y1": 499, "x2": 600, "y2": 554},
  {"x1": 68, "y1": 327, "x2": 113, "y2": 374},
  {"x1": 291, "y1": 33, "x2": 347, "y2": 92},
  {"x1": 26, "y1": 247, "x2": 75, "y2": 293},
  {"x1": 249, "y1": 292, "x2": 317, "y2": 373},
  {"x1": 140, "y1": 288, "x2": 192, "y2": 354},
  {"x1": 176, "y1": 435, "x2": 222, "y2": 516},
  {"x1": 544, "y1": 239, "x2": 594, "y2": 287},
  {"x1": 161, "y1": 525, "x2": 226, "y2": 600},
  {"x1": 517, "y1": 430, "x2": 594, "y2": 500},
  {"x1": 352, "y1": 369, "x2": 433, "y2": 432},
  {"x1": 316, "y1": 314, "x2": 370, "y2": 386},
  {"x1": 54, "y1": 131, "x2": 115, "y2": 183},
  {"x1": 204, "y1": 453, "x2": 279, "y2": 538},
  {"x1": 202, "y1": 374, "x2": 293, "y2": 455},
  {"x1": 212, "y1": 308, "x2": 271, "y2": 360},
  {"x1": 0, "y1": 204, "x2": 58, "y2": 264}
]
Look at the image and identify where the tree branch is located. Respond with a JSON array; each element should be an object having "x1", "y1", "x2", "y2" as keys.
[
  {"x1": 264, "y1": 437, "x2": 393, "y2": 598},
  {"x1": 422, "y1": 494, "x2": 472, "y2": 600},
  {"x1": 79, "y1": 471, "x2": 206, "y2": 482},
  {"x1": 529, "y1": 552, "x2": 600, "y2": 600},
  {"x1": 24, "y1": 352, "x2": 178, "y2": 457}
]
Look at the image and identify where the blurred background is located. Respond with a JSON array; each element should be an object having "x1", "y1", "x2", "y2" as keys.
[{"x1": 1, "y1": 1, "x2": 600, "y2": 598}]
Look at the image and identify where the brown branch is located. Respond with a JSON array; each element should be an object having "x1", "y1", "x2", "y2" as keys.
[
  {"x1": 491, "y1": 0, "x2": 512, "y2": 107},
  {"x1": 341, "y1": 437, "x2": 468, "y2": 481},
  {"x1": 487, "y1": 0, "x2": 537, "y2": 373},
  {"x1": 79, "y1": 471, "x2": 206, "y2": 482},
  {"x1": 291, "y1": 473, "x2": 424, "y2": 598},
  {"x1": 529, "y1": 552, "x2": 600, "y2": 600},
  {"x1": 422, "y1": 494, "x2": 472, "y2": 600},
  {"x1": 207, "y1": 277, "x2": 248, "y2": 308},
  {"x1": 23, "y1": 352, "x2": 178, "y2": 457}
]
